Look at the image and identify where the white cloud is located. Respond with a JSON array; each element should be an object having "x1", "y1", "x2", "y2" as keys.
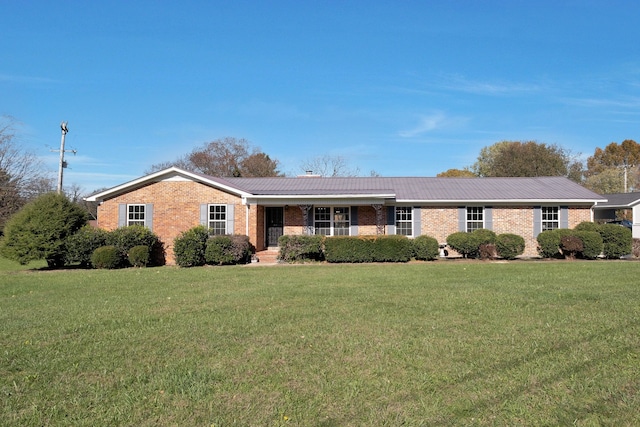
[{"x1": 399, "y1": 112, "x2": 467, "y2": 138}]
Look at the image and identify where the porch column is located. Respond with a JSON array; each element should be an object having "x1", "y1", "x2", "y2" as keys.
[
  {"x1": 372, "y1": 204, "x2": 385, "y2": 235},
  {"x1": 298, "y1": 205, "x2": 314, "y2": 235}
]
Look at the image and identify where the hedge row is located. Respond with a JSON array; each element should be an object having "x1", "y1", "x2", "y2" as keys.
[
  {"x1": 65, "y1": 225, "x2": 163, "y2": 268},
  {"x1": 173, "y1": 226, "x2": 253, "y2": 267},
  {"x1": 537, "y1": 222, "x2": 631, "y2": 259},
  {"x1": 278, "y1": 234, "x2": 440, "y2": 263}
]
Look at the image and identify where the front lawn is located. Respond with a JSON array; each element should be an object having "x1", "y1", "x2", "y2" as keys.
[{"x1": 1, "y1": 261, "x2": 639, "y2": 426}]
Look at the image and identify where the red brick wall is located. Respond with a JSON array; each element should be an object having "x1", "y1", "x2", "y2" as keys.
[{"x1": 96, "y1": 180, "x2": 245, "y2": 264}]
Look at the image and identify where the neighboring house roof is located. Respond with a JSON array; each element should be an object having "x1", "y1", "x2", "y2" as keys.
[
  {"x1": 85, "y1": 167, "x2": 607, "y2": 205},
  {"x1": 593, "y1": 192, "x2": 640, "y2": 209}
]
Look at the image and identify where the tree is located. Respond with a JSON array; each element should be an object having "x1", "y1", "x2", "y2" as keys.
[
  {"x1": 0, "y1": 192, "x2": 88, "y2": 266},
  {"x1": 147, "y1": 137, "x2": 281, "y2": 177},
  {"x1": 472, "y1": 140, "x2": 583, "y2": 181},
  {"x1": 299, "y1": 155, "x2": 360, "y2": 177},
  {"x1": 0, "y1": 117, "x2": 55, "y2": 232},
  {"x1": 585, "y1": 139, "x2": 640, "y2": 192},
  {"x1": 437, "y1": 168, "x2": 476, "y2": 178}
]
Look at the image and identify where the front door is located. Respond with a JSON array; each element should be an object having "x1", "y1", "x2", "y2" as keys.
[{"x1": 265, "y1": 207, "x2": 284, "y2": 247}]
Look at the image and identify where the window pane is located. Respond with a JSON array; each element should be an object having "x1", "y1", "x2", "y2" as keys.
[
  {"x1": 466, "y1": 207, "x2": 483, "y2": 232},
  {"x1": 209, "y1": 205, "x2": 226, "y2": 234},
  {"x1": 395, "y1": 207, "x2": 412, "y2": 236},
  {"x1": 127, "y1": 205, "x2": 145, "y2": 226}
]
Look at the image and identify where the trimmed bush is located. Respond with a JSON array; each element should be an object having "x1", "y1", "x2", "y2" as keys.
[
  {"x1": 278, "y1": 235, "x2": 324, "y2": 262},
  {"x1": 91, "y1": 246, "x2": 123, "y2": 269},
  {"x1": 536, "y1": 229, "x2": 573, "y2": 258},
  {"x1": 128, "y1": 245, "x2": 150, "y2": 267},
  {"x1": 324, "y1": 235, "x2": 412, "y2": 263},
  {"x1": 412, "y1": 235, "x2": 440, "y2": 261},
  {"x1": 599, "y1": 224, "x2": 632, "y2": 259},
  {"x1": 205, "y1": 235, "x2": 252, "y2": 265},
  {"x1": 574, "y1": 230, "x2": 603, "y2": 259},
  {"x1": 173, "y1": 226, "x2": 209, "y2": 267},
  {"x1": 446, "y1": 232, "x2": 476, "y2": 258},
  {"x1": 495, "y1": 233, "x2": 525, "y2": 260},
  {"x1": 64, "y1": 226, "x2": 109, "y2": 267},
  {"x1": 478, "y1": 243, "x2": 497, "y2": 260},
  {"x1": 371, "y1": 235, "x2": 413, "y2": 262},
  {"x1": 446, "y1": 229, "x2": 497, "y2": 259},
  {"x1": 324, "y1": 236, "x2": 374, "y2": 263},
  {"x1": 107, "y1": 225, "x2": 163, "y2": 266},
  {"x1": 574, "y1": 221, "x2": 600, "y2": 232}
]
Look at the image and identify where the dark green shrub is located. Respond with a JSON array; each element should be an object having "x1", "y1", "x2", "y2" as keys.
[
  {"x1": 107, "y1": 225, "x2": 164, "y2": 266},
  {"x1": 599, "y1": 224, "x2": 632, "y2": 259},
  {"x1": 173, "y1": 226, "x2": 208, "y2": 267},
  {"x1": 0, "y1": 192, "x2": 87, "y2": 267},
  {"x1": 128, "y1": 245, "x2": 150, "y2": 267},
  {"x1": 574, "y1": 221, "x2": 600, "y2": 232},
  {"x1": 371, "y1": 235, "x2": 412, "y2": 262},
  {"x1": 91, "y1": 246, "x2": 123, "y2": 269},
  {"x1": 64, "y1": 226, "x2": 109, "y2": 267},
  {"x1": 446, "y1": 232, "x2": 475, "y2": 258},
  {"x1": 205, "y1": 235, "x2": 251, "y2": 265},
  {"x1": 560, "y1": 235, "x2": 583, "y2": 259},
  {"x1": 536, "y1": 229, "x2": 573, "y2": 258},
  {"x1": 495, "y1": 233, "x2": 525, "y2": 260},
  {"x1": 278, "y1": 235, "x2": 324, "y2": 262},
  {"x1": 574, "y1": 231, "x2": 603, "y2": 259},
  {"x1": 412, "y1": 235, "x2": 440, "y2": 261},
  {"x1": 324, "y1": 236, "x2": 374, "y2": 263}
]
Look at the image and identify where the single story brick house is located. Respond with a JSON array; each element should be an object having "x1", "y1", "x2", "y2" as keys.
[
  {"x1": 593, "y1": 191, "x2": 640, "y2": 238},
  {"x1": 86, "y1": 167, "x2": 606, "y2": 263}
]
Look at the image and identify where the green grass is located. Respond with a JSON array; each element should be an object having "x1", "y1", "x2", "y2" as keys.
[{"x1": 2, "y1": 260, "x2": 640, "y2": 426}]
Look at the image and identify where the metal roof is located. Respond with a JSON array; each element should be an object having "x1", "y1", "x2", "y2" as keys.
[{"x1": 593, "y1": 192, "x2": 640, "y2": 209}]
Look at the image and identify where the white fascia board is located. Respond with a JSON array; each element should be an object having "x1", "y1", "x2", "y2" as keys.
[{"x1": 85, "y1": 166, "x2": 251, "y2": 201}]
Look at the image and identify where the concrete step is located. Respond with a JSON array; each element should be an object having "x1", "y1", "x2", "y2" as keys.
[{"x1": 254, "y1": 249, "x2": 280, "y2": 264}]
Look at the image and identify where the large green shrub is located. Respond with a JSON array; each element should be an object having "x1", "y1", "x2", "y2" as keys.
[
  {"x1": 173, "y1": 226, "x2": 209, "y2": 267},
  {"x1": 91, "y1": 245, "x2": 123, "y2": 269},
  {"x1": 446, "y1": 232, "x2": 475, "y2": 258},
  {"x1": 64, "y1": 225, "x2": 109, "y2": 267},
  {"x1": 412, "y1": 235, "x2": 440, "y2": 261},
  {"x1": 324, "y1": 235, "x2": 412, "y2": 263},
  {"x1": 128, "y1": 245, "x2": 150, "y2": 267},
  {"x1": 495, "y1": 233, "x2": 525, "y2": 260},
  {"x1": 573, "y1": 230, "x2": 603, "y2": 259},
  {"x1": 536, "y1": 229, "x2": 573, "y2": 258},
  {"x1": 599, "y1": 224, "x2": 632, "y2": 259},
  {"x1": 107, "y1": 225, "x2": 164, "y2": 266},
  {"x1": 0, "y1": 192, "x2": 88, "y2": 267},
  {"x1": 278, "y1": 235, "x2": 324, "y2": 262},
  {"x1": 446, "y1": 229, "x2": 497, "y2": 259},
  {"x1": 324, "y1": 236, "x2": 374, "y2": 263},
  {"x1": 574, "y1": 221, "x2": 600, "y2": 232},
  {"x1": 205, "y1": 235, "x2": 252, "y2": 265}
]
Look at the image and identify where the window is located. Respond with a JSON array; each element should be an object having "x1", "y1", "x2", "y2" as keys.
[
  {"x1": 466, "y1": 207, "x2": 484, "y2": 232},
  {"x1": 541, "y1": 206, "x2": 559, "y2": 231},
  {"x1": 314, "y1": 207, "x2": 350, "y2": 236},
  {"x1": 127, "y1": 204, "x2": 145, "y2": 226},
  {"x1": 395, "y1": 207, "x2": 412, "y2": 236},
  {"x1": 209, "y1": 204, "x2": 227, "y2": 235}
]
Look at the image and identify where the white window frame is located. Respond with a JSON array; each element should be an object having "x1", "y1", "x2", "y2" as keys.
[
  {"x1": 127, "y1": 204, "x2": 145, "y2": 227},
  {"x1": 208, "y1": 204, "x2": 227, "y2": 235},
  {"x1": 466, "y1": 207, "x2": 484, "y2": 232},
  {"x1": 541, "y1": 206, "x2": 559, "y2": 231},
  {"x1": 314, "y1": 206, "x2": 350, "y2": 236},
  {"x1": 395, "y1": 206, "x2": 413, "y2": 236}
]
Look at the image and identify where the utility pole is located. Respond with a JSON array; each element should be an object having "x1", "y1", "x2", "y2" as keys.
[{"x1": 53, "y1": 121, "x2": 76, "y2": 194}]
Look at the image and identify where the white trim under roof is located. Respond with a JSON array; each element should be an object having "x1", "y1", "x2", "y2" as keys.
[
  {"x1": 397, "y1": 198, "x2": 607, "y2": 205},
  {"x1": 244, "y1": 194, "x2": 395, "y2": 206},
  {"x1": 85, "y1": 167, "x2": 252, "y2": 202}
]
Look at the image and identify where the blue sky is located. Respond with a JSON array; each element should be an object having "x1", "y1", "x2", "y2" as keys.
[{"x1": 2, "y1": 1, "x2": 640, "y2": 193}]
